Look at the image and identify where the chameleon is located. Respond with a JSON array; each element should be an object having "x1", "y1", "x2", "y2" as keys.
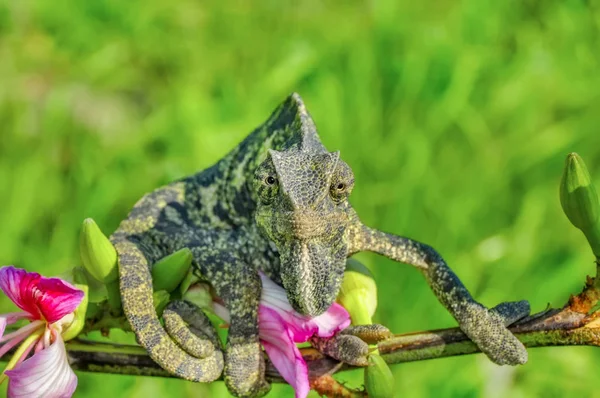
[{"x1": 110, "y1": 93, "x2": 530, "y2": 397}]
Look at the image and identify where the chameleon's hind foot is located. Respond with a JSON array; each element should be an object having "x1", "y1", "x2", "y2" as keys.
[
  {"x1": 311, "y1": 324, "x2": 391, "y2": 366},
  {"x1": 459, "y1": 302, "x2": 528, "y2": 366},
  {"x1": 340, "y1": 324, "x2": 392, "y2": 344},
  {"x1": 224, "y1": 341, "x2": 271, "y2": 398},
  {"x1": 310, "y1": 333, "x2": 370, "y2": 366},
  {"x1": 164, "y1": 300, "x2": 222, "y2": 358}
]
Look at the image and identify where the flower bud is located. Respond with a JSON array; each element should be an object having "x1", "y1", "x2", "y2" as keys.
[
  {"x1": 62, "y1": 284, "x2": 89, "y2": 341},
  {"x1": 337, "y1": 258, "x2": 378, "y2": 325},
  {"x1": 151, "y1": 248, "x2": 193, "y2": 292},
  {"x1": 80, "y1": 218, "x2": 118, "y2": 283},
  {"x1": 72, "y1": 266, "x2": 108, "y2": 303},
  {"x1": 364, "y1": 352, "x2": 395, "y2": 398},
  {"x1": 560, "y1": 153, "x2": 600, "y2": 256}
]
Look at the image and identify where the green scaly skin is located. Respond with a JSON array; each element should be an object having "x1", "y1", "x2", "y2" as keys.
[{"x1": 111, "y1": 93, "x2": 529, "y2": 398}]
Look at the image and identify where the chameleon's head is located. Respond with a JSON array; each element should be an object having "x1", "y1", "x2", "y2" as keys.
[{"x1": 253, "y1": 149, "x2": 355, "y2": 317}]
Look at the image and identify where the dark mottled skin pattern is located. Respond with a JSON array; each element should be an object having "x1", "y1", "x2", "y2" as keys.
[{"x1": 111, "y1": 93, "x2": 529, "y2": 398}]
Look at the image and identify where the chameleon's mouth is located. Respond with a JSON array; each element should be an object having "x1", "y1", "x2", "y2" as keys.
[
  {"x1": 256, "y1": 210, "x2": 342, "y2": 241},
  {"x1": 279, "y1": 240, "x2": 345, "y2": 317}
]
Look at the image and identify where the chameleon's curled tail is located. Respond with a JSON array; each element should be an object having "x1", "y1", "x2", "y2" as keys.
[{"x1": 113, "y1": 237, "x2": 224, "y2": 382}]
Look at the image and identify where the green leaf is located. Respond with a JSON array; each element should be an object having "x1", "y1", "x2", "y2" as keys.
[{"x1": 152, "y1": 248, "x2": 193, "y2": 292}]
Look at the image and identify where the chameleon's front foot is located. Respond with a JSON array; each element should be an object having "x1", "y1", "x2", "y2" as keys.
[
  {"x1": 224, "y1": 341, "x2": 271, "y2": 398},
  {"x1": 458, "y1": 300, "x2": 529, "y2": 365},
  {"x1": 311, "y1": 324, "x2": 392, "y2": 366}
]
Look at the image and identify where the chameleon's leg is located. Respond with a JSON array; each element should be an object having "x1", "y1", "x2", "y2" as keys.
[
  {"x1": 113, "y1": 235, "x2": 224, "y2": 381},
  {"x1": 312, "y1": 301, "x2": 530, "y2": 367},
  {"x1": 163, "y1": 300, "x2": 222, "y2": 359},
  {"x1": 350, "y1": 225, "x2": 529, "y2": 366},
  {"x1": 192, "y1": 251, "x2": 270, "y2": 398}
]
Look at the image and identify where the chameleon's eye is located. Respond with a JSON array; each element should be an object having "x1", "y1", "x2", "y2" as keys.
[
  {"x1": 330, "y1": 179, "x2": 352, "y2": 202},
  {"x1": 254, "y1": 173, "x2": 279, "y2": 205},
  {"x1": 265, "y1": 175, "x2": 277, "y2": 186},
  {"x1": 329, "y1": 160, "x2": 354, "y2": 203}
]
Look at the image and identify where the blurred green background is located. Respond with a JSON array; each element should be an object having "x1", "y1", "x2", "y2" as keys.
[{"x1": 1, "y1": 0, "x2": 600, "y2": 397}]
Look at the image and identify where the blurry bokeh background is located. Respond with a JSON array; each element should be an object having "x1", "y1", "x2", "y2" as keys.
[{"x1": 2, "y1": 0, "x2": 600, "y2": 396}]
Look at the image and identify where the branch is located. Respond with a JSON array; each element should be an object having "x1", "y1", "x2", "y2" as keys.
[
  {"x1": 58, "y1": 306, "x2": 600, "y2": 379},
  {"x1": 3, "y1": 268, "x2": 600, "y2": 398},
  {"x1": 3, "y1": 270, "x2": 596, "y2": 386}
]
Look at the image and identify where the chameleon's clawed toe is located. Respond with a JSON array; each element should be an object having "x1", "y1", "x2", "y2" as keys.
[
  {"x1": 340, "y1": 324, "x2": 392, "y2": 344},
  {"x1": 310, "y1": 334, "x2": 370, "y2": 367},
  {"x1": 163, "y1": 300, "x2": 221, "y2": 359}
]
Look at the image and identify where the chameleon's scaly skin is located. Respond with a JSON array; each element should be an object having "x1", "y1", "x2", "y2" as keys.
[{"x1": 112, "y1": 93, "x2": 529, "y2": 397}]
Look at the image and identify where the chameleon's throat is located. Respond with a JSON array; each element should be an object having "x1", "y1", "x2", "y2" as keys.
[{"x1": 279, "y1": 239, "x2": 346, "y2": 317}]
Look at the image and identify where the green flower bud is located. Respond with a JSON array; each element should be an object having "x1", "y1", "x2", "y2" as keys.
[
  {"x1": 151, "y1": 248, "x2": 193, "y2": 292},
  {"x1": 80, "y1": 218, "x2": 118, "y2": 283},
  {"x1": 72, "y1": 265, "x2": 108, "y2": 303},
  {"x1": 62, "y1": 284, "x2": 89, "y2": 341},
  {"x1": 337, "y1": 258, "x2": 378, "y2": 325},
  {"x1": 364, "y1": 352, "x2": 395, "y2": 398},
  {"x1": 153, "y1": 290, "x2": 171, "y2": 317},
  {"x1": 560, "y1": 153, "x2": 600, "y2": 256}
]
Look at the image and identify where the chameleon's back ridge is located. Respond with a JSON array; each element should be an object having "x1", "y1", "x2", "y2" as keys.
[{"x1": 112, "y1": 92, "x2": 529, "y2": 397}]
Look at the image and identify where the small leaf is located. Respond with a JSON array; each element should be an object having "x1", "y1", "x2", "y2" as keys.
[{"x1": 152, "y1": 248, "x2": 193, "y2": 292}]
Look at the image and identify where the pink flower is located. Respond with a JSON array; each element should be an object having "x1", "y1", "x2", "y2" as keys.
[
  {"x1": 0, "y1": 266, "x2": 84, "y2": 398},
  {"x1": 212, "y1": 273, "x2": 350, "y2": 398}
]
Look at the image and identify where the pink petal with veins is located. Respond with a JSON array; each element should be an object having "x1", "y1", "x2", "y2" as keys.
[
  {"x1": 259, "y1": 307, "x2": 309, "y2": 398},
  {"x1": 308, "y1": 302, "x2": 351, "y2": 338},
  {"x1": 6, "y1": 335, "x2": 77, "y2": 398},
  {"x1": 258, "y1": 272, "x2": 350, "y2": 342},
  {"x1": 0, "y1": 266, "x2": 83, "y2": 323},
  {"x1": 256, "y1": 272, "x2": 351, "y2": 398}
]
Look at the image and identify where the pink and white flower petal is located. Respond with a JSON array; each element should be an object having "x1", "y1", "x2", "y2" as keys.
[
  {"x1": 259, "y1": 307, "x2": 309, "y2": 398},
  {"x1": 0, "y1": 266, "x2": 84, "y2": 324},
  {"x1": 258, "y1": 272, "x2": 350, "y2": 342},
  {"x1": 5, "y1": 336, "x2": 77, "y2": 398},
  {"x1": 308, "y1": 303, "x2": 351, "y2": 338}
]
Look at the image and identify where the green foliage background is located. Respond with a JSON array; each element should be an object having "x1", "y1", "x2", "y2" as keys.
[{"x1": 1, "y1": 0, "x2": 600, "y2": 397}]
